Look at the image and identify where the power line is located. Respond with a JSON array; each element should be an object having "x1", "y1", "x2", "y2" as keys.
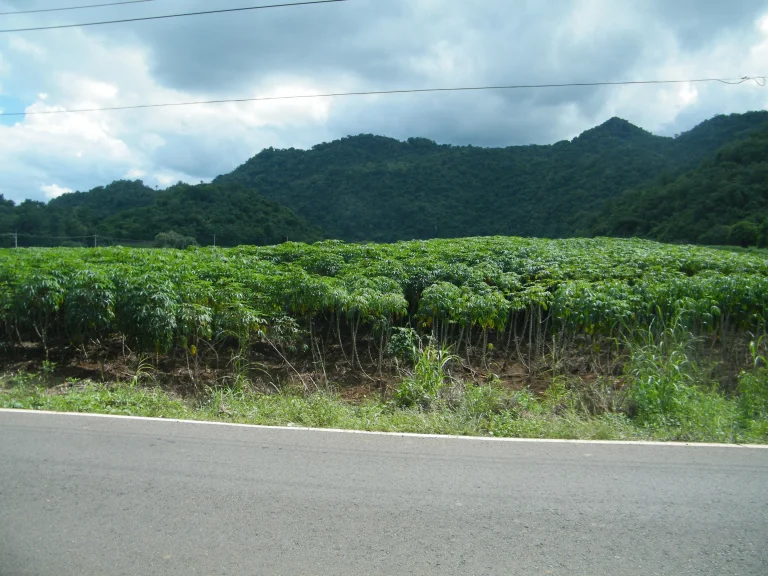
[
  {"x1": 0, "y1": 76, "x2": 764, "y2": 117},
  {"x1": 0, "y1": 1, "x2": 157, "y2": 16},
  {"x1": 0, "y1": 0, "x2": 348, "y2": 33}
]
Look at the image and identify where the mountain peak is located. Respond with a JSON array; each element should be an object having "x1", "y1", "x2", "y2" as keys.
[
  {"x1": 575, "y1": 117, "x2": 655, "y2": 142},
  {"x1": 602, "y1": 116, "x2": 633, "y2": 126}
]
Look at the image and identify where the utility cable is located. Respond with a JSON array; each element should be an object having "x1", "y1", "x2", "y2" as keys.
[
  {"x1": 0, "y1": 0, "x2": 348, "y2": 33},
  {"x1": 0, "y1": 1, "x2": 159, "y2": 16},
  {"x1": 0, "y1": 76, "x2": 764, "y2": 117}
]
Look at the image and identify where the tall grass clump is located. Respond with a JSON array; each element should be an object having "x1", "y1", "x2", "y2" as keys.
[
  {"x1": 734, "y1": 337, "x2": 768, "y2": 435},
  {"x1": 625, "y1": 318, "x2": 768, "y2": 442},
  {"x1": 393, "y1": 340, "x2": 458, "y2": 409},
  {"x1": 627, "y1": 318, "x2": 705, "y2": 427}
]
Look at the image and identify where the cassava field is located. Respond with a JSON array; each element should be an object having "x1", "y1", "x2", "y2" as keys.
[{"x1": 2, "y1": 237, "x2": 767, "y2": 442}]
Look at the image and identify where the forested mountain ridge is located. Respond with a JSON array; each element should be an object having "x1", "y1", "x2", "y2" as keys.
[
  {"x1": 101, "y1": 181, "x2": 322, "y2": 246},
  {"x1": 1, "y1": 111, "x2": 767, "y2": 247},
  {"x1": 214, "y1": 111, "x2": 768, "y2": 242},
  {"x1": 591, "y1": 121, "x2": 768, "y2": 246},
  {"x1": 0, "y1": 180, "x2": 321, "y2": 247}
]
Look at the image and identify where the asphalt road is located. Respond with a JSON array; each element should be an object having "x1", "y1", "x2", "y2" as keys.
[{"x1": 1, "y1": 410, "x2": 767, "y2": 576}]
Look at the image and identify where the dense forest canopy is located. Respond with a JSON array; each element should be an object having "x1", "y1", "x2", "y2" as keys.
[
  {"x1": 0, "y1": 180, "x2": 320, "y2": 247},
  {"x1": 591, "y1": 121, "x2": 768, "y2": 247},
  {"x1": 1, "y1": 111, "x2": 767, "y2": 247},
  {"x1": 214, "y1": 111, "x2": 768, "y2": 242}
]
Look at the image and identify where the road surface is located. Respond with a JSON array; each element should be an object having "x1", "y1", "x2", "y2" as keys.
[{"x1": 1, "y1": 410, "x2": 767, "y2": 576}]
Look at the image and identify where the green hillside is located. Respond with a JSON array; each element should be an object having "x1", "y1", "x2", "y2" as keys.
[
  {"x1": 0, "y1": 180, "x2": 321, "y2": 247},
  {"x1": 215, "y1": 111, "x2": 768, "y2": 242},
  {"x1": 103, "y1": 181, "x2": 321, "y2": 246},
  {"x1": 592, "y1": 121, "x2": 768, "y2": 246}
]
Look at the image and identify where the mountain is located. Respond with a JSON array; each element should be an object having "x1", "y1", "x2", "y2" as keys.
[
  {"x1": 102, "y1": 181, "x2": 321, "y2": 246},
  {"x1": 0, "y1": 180, "x2": 321, "y2": 247},
  {"x1": 214, "y1": 111, "x2": 768, "y2": 242},
  {"x1": 591, "y1": 121, "x2": 768, "y2": 247},
  {"x1": 48, "y1": 179, "x2": 158, "y2": 219},
  {"x1": 1, "y1": 111, "x2": 767, "y2": 248}
]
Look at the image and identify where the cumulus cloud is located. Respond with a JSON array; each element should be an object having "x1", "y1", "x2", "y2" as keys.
[
  {"x1": 0, "y1": 0, "x2": 766, "y2": 203},
  {"x1": 40, "y1": 183, "x2": 72, "y2": 199}
]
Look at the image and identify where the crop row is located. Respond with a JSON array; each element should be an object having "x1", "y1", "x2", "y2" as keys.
[{"x1": 0, "y1": 237, "x2": 766, "y2": 364}]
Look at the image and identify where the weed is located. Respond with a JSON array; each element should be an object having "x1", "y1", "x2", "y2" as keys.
[
  {"x1": 393, "y1": 341, "x2": 458, "y2": 409},
  {"x1": 130, "y1": 355, "x2": 156, "y2": 388},
  {"x1": 567, "y1": 376, "x2": 629, "y2": 416},
  {"x1": 626, "y1": 320, "x2": 703, "y2": 426},
  {"x1": 4, "y1": 326, "x2": 768, "y2": 444},
  {"x1": 41, "y1": 360, "x2": 57, "y2": 382},
  {"x1": 738, "y1": 370, "x2": 768, "y2": 422},
  {"x1": 749, "y1": 336, "x2": 767, "y2": 369},
  {"x1": 458, "y1": 384, "x2": 509, "y2": 418},
  {"x1": 1, "y1": 378, "x2": 189, "y2": 419}
]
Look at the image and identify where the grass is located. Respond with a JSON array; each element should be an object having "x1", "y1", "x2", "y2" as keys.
[
  {"x1": 3, "y1": 372, "x2": 766, "y2": 444},
  {"x1": 0, "y1": 374, "x2": 646, "y2": 440}
]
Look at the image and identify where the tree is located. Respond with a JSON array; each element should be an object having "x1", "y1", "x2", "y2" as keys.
[
  {"x1": 759, "y1": 218, "x2": 768, "y2": 248},
  {"x1": 728, "y1": 221, "x2": 759, "y2": 248},
  {"x1": 703, "y1": 225, "x2": 731, "y2": 246}
]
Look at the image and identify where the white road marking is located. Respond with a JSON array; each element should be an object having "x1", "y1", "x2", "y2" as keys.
[{"x1": 1, "y1": 408, "x2": 766, "y2": 448}]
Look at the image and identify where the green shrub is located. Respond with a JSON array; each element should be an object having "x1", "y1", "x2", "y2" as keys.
[{"x1": 387, "y1": 326, "x2": 418, "y2": 361}]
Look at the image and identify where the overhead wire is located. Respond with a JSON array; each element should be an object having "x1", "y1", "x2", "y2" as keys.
[
  {"x1": 0, "y1": 0, "x2": 349, "y2": 32},
  {"x1": 0, "y1": 76, "x2": 764, "y2": 117},
  {"x1": 0, "y1": 1, "x2": 158, "y2": 16}
]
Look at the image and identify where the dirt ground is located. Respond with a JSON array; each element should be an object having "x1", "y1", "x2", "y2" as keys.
[{"x1": 0, "y1": 338, "x2": 571, "y2": 402}]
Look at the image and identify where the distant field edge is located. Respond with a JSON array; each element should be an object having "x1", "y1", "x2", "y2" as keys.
[{"x1": 2, "y1": 408, "x2": 766, "y2": 448}]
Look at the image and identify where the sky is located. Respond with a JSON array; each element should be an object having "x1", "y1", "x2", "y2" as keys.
[{"x1": 0, "y1": 0, "x2": 767, "y2": 204}]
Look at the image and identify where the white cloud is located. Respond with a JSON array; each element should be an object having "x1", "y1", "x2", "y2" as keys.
[
  {"x1": 78, "y1": 80, "x2": 118, "y2": 100},
  {"x1": 8, "y1": 37, "x2": 45, "y2": 58},
  {"x1": 41, "y1": 184, "x2": 72, "y2": 199},
  {"x1": 0, "y1": 24, "x2": 349, "y2": 203},
  {"x1": 759, "y1": 13, "x2": 768, "y2": 33},
  {"x1": 124, "y1": 168, "x2": 146, "y2": 179}
]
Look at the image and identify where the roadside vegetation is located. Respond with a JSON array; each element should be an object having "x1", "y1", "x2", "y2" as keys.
[
  {"x1": 3, "y1": 333, "x2": 767, "y2": 442},
  {"x1": 1, "y1": 236, "x2": 767, "y2": 442}
]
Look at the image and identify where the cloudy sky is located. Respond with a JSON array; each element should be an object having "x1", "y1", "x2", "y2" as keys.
[{"x1": 0, "y1": 0, "x2": 767, "y2": 203}]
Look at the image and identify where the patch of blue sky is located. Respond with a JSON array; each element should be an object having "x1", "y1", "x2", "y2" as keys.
[{"x1": 0, "y1": 94, "x2": 29, "y2": 126}]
